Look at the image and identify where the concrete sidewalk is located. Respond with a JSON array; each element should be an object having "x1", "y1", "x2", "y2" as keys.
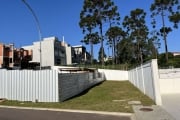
[
  {"x1": 133, "y1": 105, "x2": 175, "y2": 120},
  {"x1": 162, "y1": 94, "x2": 180, "y2": 120}
]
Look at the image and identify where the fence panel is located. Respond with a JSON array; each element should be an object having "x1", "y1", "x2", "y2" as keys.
[
  {"x1": 0, "y1": 69, "x2": 58, "y2": 102},
  {"x1": 128, "y1": 59, "x2": 162, "y2": 105}
]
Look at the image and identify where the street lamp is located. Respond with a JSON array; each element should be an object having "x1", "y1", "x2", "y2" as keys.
[{"x1": 22, "y1": 0, "x2": 42, "y2": 70}]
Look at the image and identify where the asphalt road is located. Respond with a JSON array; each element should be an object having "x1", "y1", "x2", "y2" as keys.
[{"x1": 0, "y1": 108, "x2": 131, "y2": 120}]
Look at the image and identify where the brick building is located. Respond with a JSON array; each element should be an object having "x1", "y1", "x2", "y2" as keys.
[
  {"x1": 0, "y1": 43, "x2": 14, "y2": 68},
  {"x1": 0, "y1": 43, "x2": 32, "y2": 69}
]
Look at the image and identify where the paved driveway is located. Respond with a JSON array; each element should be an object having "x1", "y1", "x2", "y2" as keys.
[
  {"x1": 161, "y1": 94, "x2": 180, "y2": 120},
  {"x1": 0, "y1": 107, "x2": 131, "y2": 120}
]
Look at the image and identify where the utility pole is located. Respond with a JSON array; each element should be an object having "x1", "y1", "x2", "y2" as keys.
[{"x1": 22, "y1": 0, "x2": 42, "y2": 69}]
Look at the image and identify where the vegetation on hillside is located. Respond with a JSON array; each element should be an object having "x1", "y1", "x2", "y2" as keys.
[{"x1": 79, "y1": 0, "x2": 180, "y2": 68}]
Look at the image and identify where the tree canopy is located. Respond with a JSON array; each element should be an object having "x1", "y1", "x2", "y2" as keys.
[
  {"x1": 150, "y1": 0, "x2": 180, "y2": 62},
  {"x1": 78, "y1": 0, "x2": 180, "y2": 67}
]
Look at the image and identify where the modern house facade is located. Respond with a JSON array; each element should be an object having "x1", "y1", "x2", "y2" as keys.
[
  {"x1": 72, "y1": 45, "x2": 90, "y2": 64},
  {"x1": 23, "y1": 37, "x2": 66, "y2": 67},
  {"x1": 60, "y1": 39, "x2": 72, "y2": 65}
]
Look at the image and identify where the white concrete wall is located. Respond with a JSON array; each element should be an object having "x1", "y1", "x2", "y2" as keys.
[
  {"x1": 22, "y1": 45, "x2": 34, "y2": 51},
  {"x1": 160, "y1": 78, "x2": 180, "y2": 94},
  {"x1": 128, "y1": 59, "x2": 162, "y2": 105},
  {"x1": 41, "y1": 38, "x2": 55, "y2": 66},
  {"x1": 32, "y1": 41, "x2": 41, "y2": 63},
  {"x1": 52, "y1": 66, "x2": 82, "y2": 73},
  {"x1": 159, "y1": 68, "x2": 180, "y2": 79},
  {"x1": 65, "y1": 45, "x2": 72, "y2": 65},
  {"x1": 159, "y1": 69, "x2": 180, "y2": 94},
  {"x1": 98, "y1": 69, "x2": 128, "y2": 81}
]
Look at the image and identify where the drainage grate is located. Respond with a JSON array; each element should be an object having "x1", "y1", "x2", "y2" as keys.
[{"x1": 139, "y1": 107, "x2": 153, "y2": 112}]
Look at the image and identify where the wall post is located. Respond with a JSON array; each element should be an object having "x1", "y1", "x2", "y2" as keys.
[{"x1": 151, "y1": 59, "x2": 162, "y2": 105}]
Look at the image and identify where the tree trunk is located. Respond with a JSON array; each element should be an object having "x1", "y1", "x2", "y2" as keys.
[
  {"x1": 89, "y1": 29, "x2": 94, "y2": 64},
  {"x1": 113, "y1": 38, "x2": 115, "y2": 64},
  {"x1": 100, "y1": 23, "x2": 104, "y2": 65},
  {"x1": 161, "y1": 7, "x2": 168, "y2": 63}
]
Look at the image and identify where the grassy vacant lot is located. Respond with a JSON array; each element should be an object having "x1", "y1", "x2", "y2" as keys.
[{"x1": 0, "y1": 81, "x2": 154, "y2": 113}]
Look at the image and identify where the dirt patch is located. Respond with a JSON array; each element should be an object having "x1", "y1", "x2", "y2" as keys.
[{"x1": 0, "y1": 98, "x2": 6, "y2": 103}]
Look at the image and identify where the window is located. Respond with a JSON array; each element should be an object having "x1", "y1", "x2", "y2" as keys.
[
  {"x1": 55, "y1": 58, "x2": 61, "y2": 65},
  {"x1": 9, "y1": 58, "x2": 12, "y2": 63}
]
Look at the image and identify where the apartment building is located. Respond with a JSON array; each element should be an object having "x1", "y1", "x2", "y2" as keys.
[
  {"x1": 14, "y1": 48, "x2": 32, "y2": 69},
  {"x1": 23, "y1": 37, "x2": 66, "y2": 67},
  {"x1": 0, "y1": 43, "x2": 32, "y2": 68},
  {"x1": 0, "y1": 37, "x2": 90, "y2": 68},
  {"x1": 0, "y1": 43, "x2": 14, "y2": 68}
]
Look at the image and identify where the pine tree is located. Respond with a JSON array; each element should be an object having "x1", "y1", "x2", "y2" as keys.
[{"x1": 150, "y1": 0, "x2": 179, "y2": 62}]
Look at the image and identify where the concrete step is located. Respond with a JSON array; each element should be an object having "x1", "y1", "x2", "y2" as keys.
[{"x1": 133, "y1": 105, "x2": 175, "y2": 120}]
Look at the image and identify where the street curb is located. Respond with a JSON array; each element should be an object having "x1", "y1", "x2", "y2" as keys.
[{"x1": 0, "y1": 105, "x2": 133, "y2": 117}]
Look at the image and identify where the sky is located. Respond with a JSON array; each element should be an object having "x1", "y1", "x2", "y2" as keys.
[{"x1": 0, "y1": 0, "x2": 179, "y2": 59}]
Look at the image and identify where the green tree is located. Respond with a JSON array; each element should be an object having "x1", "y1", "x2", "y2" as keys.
[
  {"x1": 148, "y1": 30, "x2": 161, "y2": 59},
  {"x1": 159, "y1": 27, "x2": 172, "y2": 36},
  {"x1": 79, "y1": 0, "x2": 97, "y2": 64},
  {"x1": 123, "y1": 8, "x2": 149, "y2": 64},
  {"x1": 117, "y1": 38, "x2": 135, "y2": 64},
  {"x1": 81, "y1": 32, "x2": 100, "y2": 64},
  {"x1": 80, "y1": 0, "x2": 120, "y2": 66},
  {"x1": 105, "y1": 2, "x2": 120, "y2": 27},
  {"x1": 105, "y1": 26, "x2": 126, "y2": 64},
  {"x1": 169, "y1": 2, "x2": 180, "y2": 28},
  {"x1": 150, "y1": 0, "x2": 179, "y2": 62},
  {"x1": 98, "y1": 47, "x2": 106, "y2": 63},
  {"x1": 169, "y1": 12, "x2": 180, "y2": 28},
  {"x1": 81, "y1": 32, "x2": 100, "y2": 45},
  {"x1": 149, "y1": 17, "x2": 161, "y2": 60}
]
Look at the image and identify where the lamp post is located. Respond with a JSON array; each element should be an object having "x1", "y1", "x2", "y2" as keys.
[{"x1": 22, "y1": 0, "x2": 42, "y2": 70}]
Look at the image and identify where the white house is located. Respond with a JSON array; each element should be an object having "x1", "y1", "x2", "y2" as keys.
[
  {"x1": 172, "y1": 52, "x2": 180, "y2": 56},
  {"x1": 60, "y1": 39, "x2": 72, "y2": 65},
  {"x1": 22, "y1": 36, "x2": 91, "y2": 67},
  {"x1": 72, "y1": 45, "x2": 90, "y2": 64},
  {"x1": 23, "y1": 37, "x2": 66, "y2": 67}
]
